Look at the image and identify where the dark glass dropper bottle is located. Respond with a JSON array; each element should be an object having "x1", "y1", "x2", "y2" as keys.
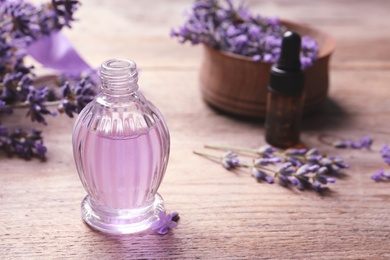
[{"x1": 265, "y1": 31, "x2": 305, "y2": 148}]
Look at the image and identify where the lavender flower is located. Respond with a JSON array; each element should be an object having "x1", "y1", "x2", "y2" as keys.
[
  {"x1": 171, "y1": 0, "x2": 319, "y2": 67},
  {"x1": 0, "y1": 124, "x2": 47, "y2": 160},
  {"x1": 333, "y1": 136, "x2": 373, "y2": 150},
  {"x1": 252, "y1": 168, "x2": 274, "y2": 184},
  {"x1": 371, "y1": 168, "x2": 390, "y2": 182},
  {"x1": 254, "y1": 156, "x2": 282, "y2": 166},
  {"x1": 151, "y1": 211, "x2": 179, "y2": 235},
  {"x1": 257, "y1": 145, "x2": 276, "y2": 158},
  {"x1": 380, "y1": 144, "x2": 390, "y2": 165},
  {"x1": 58, "y1": 73, "x2": 98, "y2": 117},
  {"x1": 194, "y1": 144, "x2": 341, "y2": 192},
  {"x1": 51, "y1": 0, "x2": 80, "y2": 28},
  {"x1": 26, "y1": 86, "x2": 57, "y2": 125},
  {"x1": 221, "y1": 150, "x2": 240, "y2": 170}
]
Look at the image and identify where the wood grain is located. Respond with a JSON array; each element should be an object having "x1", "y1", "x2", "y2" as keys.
[{"x1": 1, "y1": 0, "x2": 390, "y2": 259}]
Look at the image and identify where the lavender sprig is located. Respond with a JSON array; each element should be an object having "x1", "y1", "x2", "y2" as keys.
[
  {"x1": 333, "y1": 136, "x2": 373, "y2": 150},
  {"x1": 58, "y1": 72, "x2": 99, "y2": 117},
  {"x1": 171, "y1": 0, "x2": 319, "y2": 67},
  {"x1": 0, "y1": 123, "x2": 47, "y2": 160},
  {"x1": 194, "y1": 145, "x2": 341, "y2": 192}
]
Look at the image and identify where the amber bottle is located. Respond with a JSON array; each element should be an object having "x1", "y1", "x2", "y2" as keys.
[{"x1": 265, "y1": 31, "x2": 305, "y2": 148}]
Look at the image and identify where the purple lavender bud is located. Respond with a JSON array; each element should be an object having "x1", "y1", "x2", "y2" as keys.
[
  {"x1": 319, "y1": 157, "x2": 332, "y2": 166},
  {"x1": 266, "y1": 17, "x2": 279, "y2": 26},
  {"x1": 380, "y1": 144, "x2": 390, "y2": 165},
  {"x1": 360, "y1": 136, "x2": 373, "y2": 150},
  {"x1": 34, "y1": 141, "x2": 47, "y2": 158},
  {"x1": 265, "y1": 175, "x2": 275, "y2": 184},
  {"x1": 287, "y1": 157, "x2": 303, "y2": 166},
  {"x1": 316, "y1": 175, "x2": 328, "y2": 184},
  {"x1": 381, "y1": 144, "x2": 389, "y2": 157},
  {"x1": 287, "y1": 176, "x2": 299, "y2": 186},
  {"x1": 222, "y1": 151, "x2": 239, "y2": 170},
  {"x1": 317, "y1": 167, "x2": 328, "y2": 175},
  {"x1": 151, "y1": 211, "x2": 179, "y2": 235},
  {"x1": 306, "y1": 155, "x2": 322, "y2": 164},
  {"x1": 350, "y1": 141, "x2": 362, "y2": 149},
  {"x1": 326, "y1": 177, "x2": 336, "y2": 183},
  {"x1": 329, "y1": 156, "x2": 349, "y2": 169},
  {"x1": 263, "y1": 53, "x2": 273, "y2": 63},
  {"x1": 277, "y1": 162, "x2": 294, "y2": 175},
  {"x1": 296, "y1": 164, "x2": 309, "y2": 175},
  {"x1": 254, "y1": 157, "x2": 281, "y2": 166},
  {"x1": 371, "y1": 169, "x2": 384, "y2": 182},
  {"x1": 278, "y1": 175, "x2": 288, "y2": 187},
  {"x1": 307, "y1": 164, "x2": 320, "y2": 172},
  {"x1": 252, "y1": 168, "x2": 274, "y2": 184},
  {"x1": 257, "y1": 145, "x2": 276, "y2": 158},
  {"x1": 222, "y1": 157, "x2": 239, "y2": 170},
  {"x1": 252, "y1": 54, "x2": 261, "y2": 61},
  {"x1": 300, "y1": 57, "x2": 312, "y2": 68}
]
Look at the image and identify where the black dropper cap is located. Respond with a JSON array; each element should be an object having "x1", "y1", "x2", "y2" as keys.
[{"x1": 268, "y1": 31, "x2": 304, "y2": 96}]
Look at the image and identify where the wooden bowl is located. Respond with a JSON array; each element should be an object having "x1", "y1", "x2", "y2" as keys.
[{"x1": 199, "y1": 20, "x2": 336, "y2": 118}]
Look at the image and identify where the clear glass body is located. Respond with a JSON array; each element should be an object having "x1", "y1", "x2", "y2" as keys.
[
  {"x1": 72, "y1": 59, "x2": 170, "y2": 234},
  {"x1": 265, "y1": 91, "x2": 303, "y2": 148}
]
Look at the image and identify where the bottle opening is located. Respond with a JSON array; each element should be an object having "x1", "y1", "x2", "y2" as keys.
[{"x1": 100, "y1": 58, "x2": 139, "y2": 94}]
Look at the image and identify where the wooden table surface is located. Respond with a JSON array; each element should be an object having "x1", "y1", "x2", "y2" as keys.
[{"x1": 1, "y1": 0, "x2": 390, "y2": 259}]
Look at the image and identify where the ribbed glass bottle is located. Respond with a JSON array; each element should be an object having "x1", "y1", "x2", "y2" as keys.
[{"x1": 72, "y1": 58, "x2": 170, "y2": 234}]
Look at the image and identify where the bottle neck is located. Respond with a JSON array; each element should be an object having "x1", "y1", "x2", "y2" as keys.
[{"x1": 100, "y1": 58, "x2": 139, "y2": 96}]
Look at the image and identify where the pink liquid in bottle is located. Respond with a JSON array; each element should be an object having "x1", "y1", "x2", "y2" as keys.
[{"x1": 79, "y1": 126, "x2": 166, "y2": 209}]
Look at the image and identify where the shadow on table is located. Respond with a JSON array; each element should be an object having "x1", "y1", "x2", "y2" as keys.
[
  {"x1": 204, "y1": 96, "x2": 350, "y2": 133},
  {"x1": 83, "y1": 224, "x2": 183, "y2": 258},
  {"x1": 302, "y1": 97, "x2": 350, "y2": 132}
]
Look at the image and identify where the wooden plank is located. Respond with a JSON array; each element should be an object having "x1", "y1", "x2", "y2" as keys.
[{"x1": 2, "y1": 0, "x2": 390, "y2": 259}]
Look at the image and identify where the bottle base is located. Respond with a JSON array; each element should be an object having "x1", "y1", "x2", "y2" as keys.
[{"x1": 81, "y1": 194, "x2": 165, "y2": 235}]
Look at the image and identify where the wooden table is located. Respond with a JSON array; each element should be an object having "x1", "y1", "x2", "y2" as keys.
[{"x1": 1, "y1": 0, "x2": 390, "y2": 259}]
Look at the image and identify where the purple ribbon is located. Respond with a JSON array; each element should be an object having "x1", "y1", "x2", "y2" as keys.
[{"x1": 26, "y1": 31, "x2": 91, "y2": 74}]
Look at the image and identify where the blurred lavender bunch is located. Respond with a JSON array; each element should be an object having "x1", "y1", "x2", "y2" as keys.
[
  {"x1": 370, "y1": 144, "x2": 390, "y2": 181},
  {"x1": 0, "y1": 0, "x2": 99, "y2": 160},
  {"x1": 194, "y1": 145, "x2": 349, "y2": 192},
  {"x1": 171, "y1": 0, "x2": 319, "y2": 67}
]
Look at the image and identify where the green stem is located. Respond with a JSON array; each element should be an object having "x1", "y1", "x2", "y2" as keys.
[
  {"x1": 205, "y1": 144, "x2": 259, "y2": 155},
  {"x1": 193, "y1": 150, "x2": 222, "y2": 160},
  {"x1": 3, "y1": 100, "x2": 61, "y2": 110}
]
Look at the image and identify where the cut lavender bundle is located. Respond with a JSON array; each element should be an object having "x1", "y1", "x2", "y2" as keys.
[
  {"x1": 195, "y1": 144, "x2": 345, "y2": 192},
  {"x1": 171, "y1": 0, "x2": 319, "y2": 67},
  {"x1": 0, "y1": 0, "x2": 100, "y2": 160}
]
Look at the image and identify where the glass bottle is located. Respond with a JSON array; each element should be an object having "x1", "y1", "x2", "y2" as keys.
[
  {"x1": 72, "y1": 58, "x2": 170, "y2": 234},
  {"x1": 265, "y1": 31, "x2": 305, "y2": 148}
]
